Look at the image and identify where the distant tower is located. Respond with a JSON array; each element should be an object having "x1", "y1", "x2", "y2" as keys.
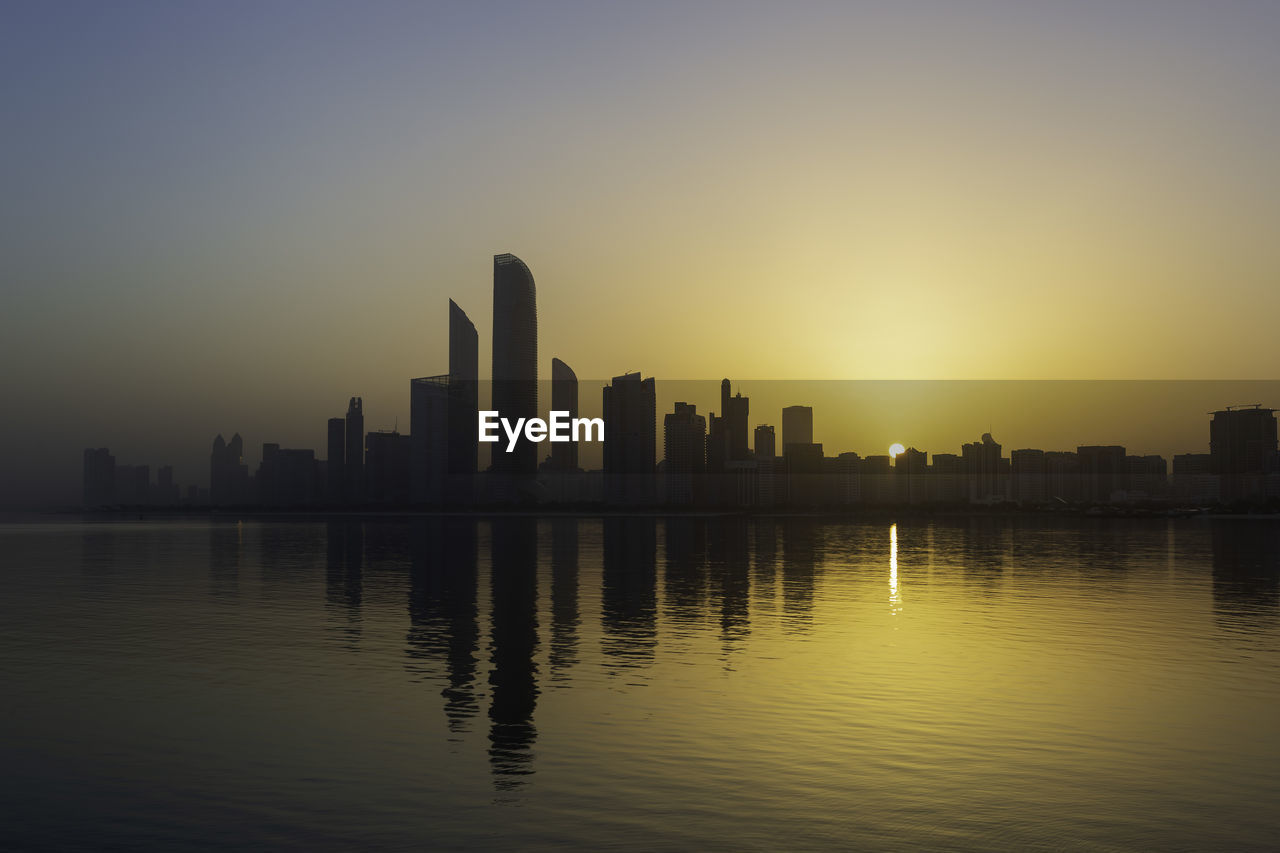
[
  {"x1": 603, "y1": 372, "x2": 656, "y2": 505},
  {"x1": 210, "y1": 433, "x2": 246, "y2": 506},
  {"x1": 83, "y1": 447, "x2": 115, "y2": 507},
  {"x1": 326, "y1": 417, "x2": 345, "y2": 504},
  {"x1": 345, "y1": 397, "x2": 364, "y2": 503},
  {"x1": 754, "y1": 425, "x2": 776, "y2": 459},
  {"x1": 1210, "y1": 406, "x2": 1278, "y2": 502},
  {"x1": 491, "y1": 253, "x2": 538, "y2": 479},
  {"x1": 664, "y1": 402, "x2": 706, "y2": 505},
  {"x1": 782, "y1": 405, "x2": 813, "y2": 451},
  {"x1": 550, "y1": 358, "x2": 579, "y2": 471},
  {"x1": 448, "y1": 299, "x2": 479, "y2": 482}
]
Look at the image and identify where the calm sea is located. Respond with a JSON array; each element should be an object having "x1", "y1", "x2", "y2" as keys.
[{"x1": 2, "y1": 516, "x2": 1278, "y2": 851}]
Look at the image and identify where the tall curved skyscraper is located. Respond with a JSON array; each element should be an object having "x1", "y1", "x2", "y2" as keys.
[
  {"x1": 492, "y1": 253, "x2": 538, "y2": 478},
  {"x1": 549, "y1": 357, "x2": 578, "y2": 472}
]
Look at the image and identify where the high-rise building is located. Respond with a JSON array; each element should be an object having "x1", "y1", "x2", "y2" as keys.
[
  {"x1": 895, "y1": 447, "x2": 928, "y2": 504},
  {"x1": 1126, "y1": 454, "x2": 1167, "y2": 498},
  {"x1": 365, "y1": 430, "x2": 412, "y2": 504},
  {"x1": 83, "y1": 447, "x2": 115, "y2": 507},
  {"x1": 210, "y1": 433, "x2": 247, "y2": 506},
  {"x1": 156, "y1": 465, "x2": 178, "y2": 505},
  {"x1": 345, "y1": 397, "x2": 364, "y2": 503},
  {"x1": 410, "y1": 375, "x2": 450, "y2": 504},
  {"x1": 549, "y1": 358, "x2": 579, "y2": 471},
  {"x1": 754, "y1": 425, "x2": 776, "y2": 460},
  {"x1": 663, "y1": 402, "x2": 706, "y2": 505},
  {"x1": 257, "y1": 444, "x2": 318, "y2": 506},
  {"x1": 491, "y1": 253, "x2": 538, "y2": 479},
  {"x1": 721, "y1": 379, "x2": 749, "y2": 461},
  {"x1": 930, "y1": 453, "x2": 964, "y2": 503},
  {"x1": 782, "y1": 405, "x2": 813, "y2": 451},
  {"x1": 1077, "y1": 445, "x2": 1125, "y2": 503},
  {"x1": 448, "y1": 299, "x2": 479, "y2": 482},
  {"x1": 1011, "y1": 448, "x2": 1047, "y2": 504},
  {"x1": 962, "y1": 433, "x2": 1004, "y2": 502},
  {"x1": 1173, "y1": 452, "x2": 1218, "y2": 503},
  {"x1": 326, "y1": 417, "x2": 345, "y2": 504},
  {"x1": 603, "y1": 372, "x2": 656, "y2": 505},
  {"x1": 1210, "y1": 406, "x2": 1278, "y2": 501},
  {"x1": 1045, "y1": 451, "x2": 1081, "y2": 503}
]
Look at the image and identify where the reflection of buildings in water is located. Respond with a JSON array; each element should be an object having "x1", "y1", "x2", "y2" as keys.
[
  {"x1": 752, "y1": 519, "x2": 779, "y2": 611},
  {"x1": 956, "y1": 517, "x2": 1012, "y2": 584},
  {"x1": 207, "y1": 522, "x2": 241, "y2": 597},
  {"x1": 707, "y1": 517, "x2": 750, "y2": 657},
  {"x1": 780, "y1": 519, "x2": 819, "y2": 630},
  {"x1": 602, "y1": 517, "x2": 658, "y2": 671},
  {"x1": 1072, "y1": 519, "x2": 1138, "y2": 580},
  {"x1": 406, "y1": 519, "x2": 480, "y2": 734},
  {"x1": 258, "y1": 522, "x2": 323, "y2": 592},
  {"x1": 663, "y1": 517, "x2": 707, "y2": 629},
  {"x1": 549, "y1": 519, "x2": 579, "y2": 682},
  {"x1": 325, "y1": 521, "x2": 363, "y2": 645},
  {"x1": 488, "y1": 518, "x2": 539, "y2": 789},
  {"x1": 1211, "y1": 521, "x2": 1280, "y2": 634}
]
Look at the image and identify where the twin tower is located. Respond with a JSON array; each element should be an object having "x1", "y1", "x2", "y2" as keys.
[{"x1": 410, "y1": 253, "x2": 558, "y2": 502}]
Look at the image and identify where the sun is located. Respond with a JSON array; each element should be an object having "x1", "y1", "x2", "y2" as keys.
[{"x1": 889, "y1": 443, "x2": 905, "y2": 459}]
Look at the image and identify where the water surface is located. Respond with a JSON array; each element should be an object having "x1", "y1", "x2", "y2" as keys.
[{"x1": 2, "y1": 516, "x2": 1278, "y2": 850}]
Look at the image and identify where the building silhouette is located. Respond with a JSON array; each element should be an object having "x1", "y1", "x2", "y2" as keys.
[
  {"x1": 326, "y1": 417, "x2": 345, "y2": 504},
  {"x1": 895, "y1": 447, "x2": 928, "y2": 504},
  {"x1": 1210, "y1": 406, "x2": 1278, "y2": 502},
  {"x1": 365, "y1": 430, "x2": 412, "y2": 504},
  {"x1": 448, "y1": 299, "x2": 479, "y2": 489},
  {"x1": 664, "y1": 402, "x2": 706, "y2": 505},
  {"x1": 410, "y1": 375, "x2": 450, "y2": 504},
  {"x1": 1011, "y1": 448, "x2": 1047, "y2": 504},
  {"x1": 754, "y1": 425, "x2": 776, "y2": 460},
  {"x1": 1077, "y1": 445, "x2": 1125, "y2": 503},
  {"x1": 156, "y1": 465, "x2": 178, "y2": 505},
  {"x1": 782, "y1": 405, "x2": 813, "y2": 452},
  {"x1": 962, "y1": 433, "x2": 1004, "y2": 502},
  {"x1": 210, "y1": 433, "x2": 248, "y2": 506},
  {"x1": 345, "y1": 398, "x2": 364, "y2": 503},
  {"x1": 256, "y1": 444, "x2": 318, "y2": 506},
  {"x1": 491, "y1": 253, "x2": 538, "y2": 482},
  {"x1": 83, "y1": 447, "x2": 115, "y2": 507},
  {"x1": 1173, "y1": 452, "x2": 1218, "y2": 503},
  {"x1": 603, "y1": 372, "x2": 656, "y2": 505},
  {"x1": 548, "y1": 357, "x2": 579, "y2": 471}
]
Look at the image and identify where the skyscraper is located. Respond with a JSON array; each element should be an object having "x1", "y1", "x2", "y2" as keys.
[
  {"x1": 664, "y1": 402, "x2": 706, "y2": 505},
  {"x1": 549, "y1": 357, "x2": 579, "y2": 471},
  {"x1": 782, "y1": 405, "x2": 813, "y2": 451},
  {"x1": 491, "y1": 253, "x2": 538, "y2": 479},
  {"x1": 721, "y1": 379, "x2": 750, "y2": 461},
  {"x1": 448, "y1": 299, "x2": 479, "y2": 482},
  {"x1": 964, "y1": 433, "x2": 1005, "y2": 502},
  {"x1": 410, "y1": 375, "x2": 450, "y2": 503},
  {"x1": 1210, "y1": 406, "x2": 1278, "y2": 501},
  {"x1": 345, "y1": 397, "x2": 364, "y2": 503},
  {"x1": 210, "y1": 433, "x2": 247, "y2": 506},
  {"x1": 603, "y1": 372, "x2": 656, "y2": 505},
  {"x1": 82, "y1": 447, "x2": 115, "y2": 507},
  {"x1": 754, "y1": 425, "x2": 776, "y2": 459},
  {"x1": 326, "y1": 417, "x2": 345, "y2": 504}
]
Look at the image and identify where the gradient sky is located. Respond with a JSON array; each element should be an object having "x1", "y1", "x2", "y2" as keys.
[{"x1": 3, "y1": 1, "x2": 1279, "y2": 503}]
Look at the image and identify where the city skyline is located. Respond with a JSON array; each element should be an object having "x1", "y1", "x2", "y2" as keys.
[
  {"x1": 7, "y1": 3, "x2": 1280, "y2": 505},
  {"x1": 68, "y1": 251, "x2": 1280, "y2": 509}
]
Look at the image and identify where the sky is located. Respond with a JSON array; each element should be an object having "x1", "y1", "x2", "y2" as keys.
[{"x1": 2, "y1": 1, "x2": 1279, "y2": 503}]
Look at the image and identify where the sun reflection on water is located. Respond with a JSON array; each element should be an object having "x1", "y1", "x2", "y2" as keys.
[{"x1": 889, "y1": 522, "x2": 901, "y2": 615}]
